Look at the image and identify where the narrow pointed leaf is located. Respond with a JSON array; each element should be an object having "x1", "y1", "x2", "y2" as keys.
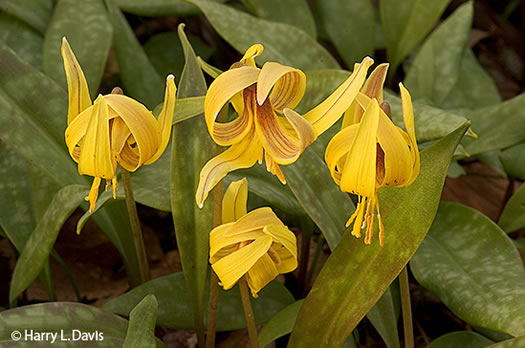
[
  {"x1": 487, "y1": 336, "x2": 525, "y2": 347},
  {"x1": 427, "y1": 331, "x2": 494, "y2": 348},
  {"x1": 0, "y1": 0, "x2": 53, "y2": 34},
  {"x1": 404, "y1": 1, "x2": 473, "y2": 105},
  {"x1": 411, "y1": 202, "x2": 525, "y2": 336},
  {"x1": 9, "y1": 185, "x2": 88, "y2": 303},
  {"x1": 189, "y1": 0, "x2": 339, "y2": 71},
  {"x1": 43, "y1": 0, "x2": 112, "y2": 96},
  {"x1": 170, "y1": 23, "x2": 214, "y2": 336},
  {"x1": 499, "y1": 182, "x2": 525, "y2": 233},
  {"x1": 0, "y1": 13, "x2": 43, "y2": 69},
  {"x1": 123, "y1": 294, "x2": 158, "y2": 348},
  {"x1": 104, "y1": 273, "x2": 294, "y2": 331},
  {"x1": 258, "y1": 300, "x2": 303, "y2": 347},
  {"x1": 500, "y1": 142, "x2": 525, "y2": 181},
  {"x1": 105, "y1": 0, "x2": 163, "y2": 108},
  {"x1": 115, "y1": 0, "x2": 204, "y2": 16},
  {"x1": 288, "y1": 122, "x2": 470, "y2": 347}
]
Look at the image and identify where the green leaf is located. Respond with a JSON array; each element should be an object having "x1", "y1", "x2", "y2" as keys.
[
  {"x1": 314, "y1": 0, "x2": 376, "y2": 68},
  {"x1": 477, "y1": 150, "x2": 507, "y2": 179},
  {"x1": 500, "y1": 142, "x2": 525, "y2": 180},
  {"x1": 282, "y1": 148, "x2": 355, "y2": 250},
  {"x1": 487, "y1": 335, "x2": 525, "y2": 347},
  {"x1": 498, "y1": 184, "x2": 525, "y2": 233},
  {"x1": 380, "y1": 0, "x2": 452, "y2": 72},
  {"x1": 404, "y1": 1, "x2": 473, "y2": 106},
  {"x1": 365, "y1": 287, "x2": 400, "y2": 348},
  {"x1": 297, "y1": 69, "x2": 349, "y2": 114},
  {"x1": 9, "y1": 185, "x2": 88, "y2": 302},
  {"x1": 0, "y1": 0, "x2": 53, "y2": 34},
  {"x1": 287, "y1": 122, "x2": 470, "y2": 347},
  {"x1": 170, "y1": 23, "x2": 214, "y2": 337},
  {"x1": 427, "y1": 331, "x2": 494, "y2": 348},
  {"x1": 464, "y1": 93, "x2": 525, "y2": 155},
  {"x1": 115, "y1": 0, "x2": 202, "y2": 16},
  {"x1": 441, "y1": 49, "x2": 501, "y2": 109},
  {"x1": 385, "y1": 90, "x2": 469, "y2": 142},
  {"x1": 105, "y1": 0, "x2": 163, "y2": 108},
  {"x1": 0, "y1": 13, "x2": 43, "y2": 70},
  {"x1": 241, "y1": 0, "x2": 316, "y2": 38},
  {"x1": 189, "y1": 0, "x2": 339, "y2": 71},
  {"x1": 410, "y1": 202, "x2": 525, "y2": 336},
  {"x1": 43, "y1": 0, "x2": 112, "y2": 96},
  {"x1": 258, "y1": 300, "x2": 303, "y2": 347},
  {"x1": 123, "y1": 294, "x2": 159, "y2": 348},
  {"x1": 104, "y1": 273, "x2": 294, "y2": 331},
  {"x1": 0, "y1": 303, "x2": 128, "y2": 346}
]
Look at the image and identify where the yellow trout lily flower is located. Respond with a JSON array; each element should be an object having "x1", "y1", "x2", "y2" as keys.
[
  {"x1": 325, "y1": 64, "x2": 420, "y2": 246},
  {"x1": 195, "y1": 44, "x2": 374, "y2": 207},
  {"x1": 210, "y1": 178, "x2": 297, "y2": 297},
  {"x1": 61, "y1": 38, "x2": 176, "y2": 212}
]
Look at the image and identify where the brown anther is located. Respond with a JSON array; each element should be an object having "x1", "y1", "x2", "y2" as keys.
[
  {"x1": 111, "y1": 87, "x2": 124, "y2": 95},
  {"x1": 380, "y1": 101, "x2": 392, "y2": 120}
]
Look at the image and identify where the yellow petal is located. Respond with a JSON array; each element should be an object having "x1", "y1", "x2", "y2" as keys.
[
  {"x1": 272, "y1": 244, "x2": 298, "y2": 274},
  {"x1": 361, "y1": 63, "x2": 389, "y2": 102},
  {"x1": 61, "y1": 37, "x2": 92, "y2": 125},
  {"x1": 145, "y1": 74, "x2": 177, "y2": 165},
  {"x1": 105, "y1": 94, "x2": 159, "y2": 171},
  {"x1": 240, "y1": 44, "x2": 264, "y2": 67},
  {"x1": 78, "y1": 95, "x2": 116, "y2": 180},
  {"x1": 195, "y1": 127, "x2": 263, "y2": 208},
  {"x1": 263, "y1": 223, "x2": 297, "y2": 265},
  {"x1": 340, "y1": 99, "x2": 380, "y2": 197},
  {"x1": 110, "y1": 117, "x2": 132, "y2": 155},
  {"x1": 256, "y1": 62, "x2": 306, "y2": 112},
  {"x1": 264, "y1": 152, "x2": 286, "y2": 184},
  {"x1": 65, "y1": 106, "x2": 92, "y2": 162},
  {"x1": 304, "y1": 57, "x2": 374, "y2": 135},
  {"x1": 324, "y1": 124, "x2": 359, "y2": 186},
  {"x1": 212, "y1": 235, "x2": 272, "y2": 290},
  {"x1": 245, "y1": 253, "x2": 279, "y2": 297},
  {"x1": 341, "y1": 101, "x2": 364, "y2": 129},
  {"x1": 222, "y1": 178, "x2": 248, "y2": 224},
  {"x1": 399, "y1": 83, "x2": 420, "y2": 184},
  {"x1": 205, "y1": 66, "x2": 259, "y2": 146}
]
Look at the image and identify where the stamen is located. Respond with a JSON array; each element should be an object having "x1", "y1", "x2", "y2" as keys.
[
  {"x1": 112, "y1": 177, "x2": 118, "y2": 199},
  {"x1": 376, "y1": 199, "x2": 385, "y2": 246},
  {"x1": 85, "y1": 177, "x2": 101, "y2": 213}
]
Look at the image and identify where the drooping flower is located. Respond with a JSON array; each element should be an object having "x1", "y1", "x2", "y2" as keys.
[
  {"x1": 62, "y1": 38, "x2": 176, "y2": 212},
  {"x1": 195, "y1": 44, "x2": 374, "y2": 207},
  {"x1": 209, "y1": 178, "x2": 297, "y2": 297},
  {"x1": 325, "y1": 64, "x2": 420, "y2": 246}
]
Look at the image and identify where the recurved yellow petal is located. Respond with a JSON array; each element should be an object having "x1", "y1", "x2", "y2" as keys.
[
  {"x1": 245, "y1": 253, "x2": 279, "y2": 297},
  {"x1": 240, "y1": 44, "x2": 264, "y2": 67},
  {"x1": 325, "y1": 124, "x2": 359, "y2": 185},
  {"x1": 222, "y1": 178, "x2": 248, "y2": 224},
  {"x1": 400, "y1": 83, "x2": 420, "y2": 184},
  {"x1": 262, "y1": 223, "x2": 297, "y2": 266},
  {"x1": 61, "y1": 37, "x2": 92, "y2": 124},
  {"x1": 304, "y1": 57, "x2": 374, "y2": 135},
  {"x1": 196, "y1": 127, "x2": 263, "y2": 207},
  {"x1": 340, "y1": 99, "x2": 380, "y2": 197},
  {"x1": 146, "y1": 74, "x2": 177, "y2": 165},
  {"x1": 205, "y1": 66, "x2": 259, "y2": 146},
  {"x1": 65, "y1": 107, "x2": 92, "y2": 162},
  {"x1": 256, "y1": 62, "x2": 306, "y2": 112},
  {"x1": 78, "y1": 95, "x2": 116, "y2": 180}
]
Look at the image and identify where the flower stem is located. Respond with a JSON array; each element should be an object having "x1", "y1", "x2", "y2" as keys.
[
  {"x1": 121, "y1": 167, "x2": 150, "y2": 285},
  {"x1": 400, "y1": 266, "x2": 414, "y2": 348},
  {"x1": 239, "y1": 277, "x2": 259, "y2": 348}
]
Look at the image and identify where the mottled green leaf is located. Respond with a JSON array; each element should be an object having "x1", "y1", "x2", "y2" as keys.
[
  {"x1": 0, "y1": 0, "x2": 53, "y2": 34},
  {"x1": 170, "y1": 23, "x2": 214, "y2": 337},
  {"x1": 115, "y1": 0, "x2": 201, "y2": 16},
  {"x1": 43, "y1": 0, "x2": 112, "y2": 96},
  {"x1": 487, "y1": 335, "x2": 525, "y2": 347},
  {"x1": 427, "y1": 331, "x2": 494, "y2": 348},
  {"x1": 477, "y1": 150, "x2": 507, "y2": 178},
  {"x1": 282, "y1": 148, "x2": 354, "y2": 251},
  {"x1": 0, "y1": 302, "x2": 165, "y2": 347},
  {"x1": 441, "y1": 49, "x2": 501, "y2": 109},
  {"x1": 123, "y1": 295, "x2": 158, "y2": 348},
  {"x1": 288, "y1": 123, "x2": 470, "y2": 347},
  {"x1": 241, "y1": 0, "x2": 316, "y2": 38},
  {"x1": 380, "y1": 0, "x2": 452, "y2": 72},
  {"x1": 411, "y1": 202, "x2": 525, "y2": 336},
  {"x1": 258, "y1": 300, "x2": 303, "y2": 347},
  {"x1": 0, "y1": 13, "x2": 43, "y2": 69},
  {"x1": 500, "y1": 142, "x2": 525, "y2": 180},
  {"x1": 314, "y1": 0, "x2": 376, "y2": 68},
  {"x1": 404, "y1": 2, "x2": 473, "y2": 106},
  {"x1": 189, "y1": 0, "x2": 339, "y2": 71},
  {"x1": 498, "y1": 184, "x2": 525, "y2": 233},
  {"x1": 105, "y1": 0, "x2": 163, "y2": 108},
  {"x1": 9, "y1": 185, "x2": 88, "y2": 303},
  {"x1": 464, "y1": 93, "x2": 525, "y2": 155},
  {"x1": 104, "y1": 273, "x2": 294, "y2": 331},
  {"x1": 366, "y1": 287, "x2": 400, "y2": 348}
]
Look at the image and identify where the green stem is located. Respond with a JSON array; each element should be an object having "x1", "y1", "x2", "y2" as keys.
[
  {"x1": 239, "y1": 277, "x2": 259, "y2": 348},
  {"x1": 305, "y1": 234, "x2": 324, "y2": 289},
  {"x1": 400, "y1": 266, "x2": 414, "y2": 348},
  {"x1": 121, "y1": 167, "x2": 150, "y2": 285}
]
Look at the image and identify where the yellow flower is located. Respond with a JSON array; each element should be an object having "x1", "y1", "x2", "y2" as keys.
[
  {"x1": 195, "y1": 44, "x2": 374, "y2": 207},
  {"x1": 61, "y1": 38, "x2": 176, "y2": 212},
  {"x1": 209, "y1": 178, "x2": 297, "y2": 297},
  {"x1": 324, "y1": 64, "x2": 420, "y2": 246}
]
